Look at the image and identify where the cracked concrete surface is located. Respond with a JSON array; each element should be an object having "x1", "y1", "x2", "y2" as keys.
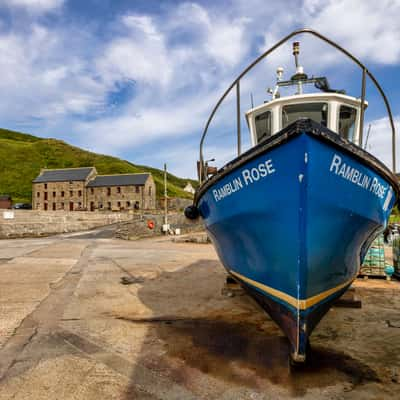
[{"x1": 0, "y1": 229, "x2": 400, "y2": 399}]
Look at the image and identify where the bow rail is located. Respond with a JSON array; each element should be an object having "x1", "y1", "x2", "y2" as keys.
[{"x1": 198, "y1": 28, "x2": 396, "y2": 183}]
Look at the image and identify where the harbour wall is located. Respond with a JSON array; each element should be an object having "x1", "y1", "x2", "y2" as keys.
[
  {"x1": 0, "y1": 210, "x2": 132, "y2": 239},
  {"x1": 115, "y1": 212, "x2": 204, "y2": 240}
]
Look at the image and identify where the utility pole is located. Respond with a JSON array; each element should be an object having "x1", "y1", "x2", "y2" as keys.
[{"x1": 164, "y1": 163, "x2": 168, "y2": 230}]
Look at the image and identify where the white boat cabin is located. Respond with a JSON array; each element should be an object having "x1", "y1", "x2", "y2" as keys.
[{"x1": 246, "y1": 92, "x2": 367, "y2": 148}]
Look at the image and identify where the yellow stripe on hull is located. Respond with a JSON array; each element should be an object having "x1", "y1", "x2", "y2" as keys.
[{"x1": 229, "y1": 270, "x2": 355, "y2": 310}]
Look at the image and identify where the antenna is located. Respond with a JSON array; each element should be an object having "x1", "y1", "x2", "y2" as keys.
[
  {"x1": 293, "y1": 42, "x2": 300, "y2": 68},
  {"x1": 250, "y1": 92, "x2": 254, "y2": 108},
  {"x1": 291, "y1": 42, "x2": 307, "y2": 94},
  {"x1": 363, "y1": 124, "x2": 372, "y2": 149}
]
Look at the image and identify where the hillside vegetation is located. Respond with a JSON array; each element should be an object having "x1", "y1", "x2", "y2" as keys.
[{"x1": 0, "y1": 128, "x2": 197, "y2": 203}]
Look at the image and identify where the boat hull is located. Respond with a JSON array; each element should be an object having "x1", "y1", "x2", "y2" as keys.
[{"x1": 196, "y1": 121, "x2": 397, "y2": 361}]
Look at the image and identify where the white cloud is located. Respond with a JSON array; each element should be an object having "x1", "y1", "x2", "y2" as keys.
[
  {"x1": 76, "y1": 89, "x2": 219, "y2": 153},
  {"x1": 96, "y1": 14, "x2": 172, "y2": 87},
  {"x1": 0, "y1": 0, "x2": 399, "y2": 179},
  {"x1": 3, "y1": 0, "x2": 64, "y2": 13},
  {"x1": 0, "y1": 24, "x2": 106, "y2": 123},
  {"x1": 366, "y1": 116, "x2": 400, "y2": 172},
  {"x1": 167, "y1": 2, "x2": 251, "y2": 67},
  {"x1": 303, "y1": 0, "x2": 400, "y2": 65}
]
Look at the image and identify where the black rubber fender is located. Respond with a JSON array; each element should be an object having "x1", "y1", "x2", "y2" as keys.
[{"x1": 184, "y1": 205, "x2": 200, "y2": 220}]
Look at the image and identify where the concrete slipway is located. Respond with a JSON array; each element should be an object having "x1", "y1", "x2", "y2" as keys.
[{"x1": 0, "y1": 228, "x2": 399, "y2": 399}]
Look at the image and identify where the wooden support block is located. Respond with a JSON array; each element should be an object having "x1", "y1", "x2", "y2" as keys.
[{"x1": 333, "y1": 288, "x2": 362, "y2": 308}]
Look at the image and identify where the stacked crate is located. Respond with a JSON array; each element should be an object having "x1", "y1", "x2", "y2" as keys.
[
  {"x1": 360, "y1": 234, "x2": 386, "y2": 277},
  {"x1": 393, "y1": 237, "x2": 400, "y2": 279}
]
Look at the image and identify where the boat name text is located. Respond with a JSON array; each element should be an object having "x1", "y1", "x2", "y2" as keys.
[
  {"x1": 213, "y1": 159, "x2": 275, "y2": 202},
  {"x1": 329, "y1": 154, "x2": 387, "y2": 199}
]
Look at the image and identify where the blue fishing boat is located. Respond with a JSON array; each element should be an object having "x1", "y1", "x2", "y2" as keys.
[{"x1": 185, "y1": 29, "x2": 399, "y2": 363}]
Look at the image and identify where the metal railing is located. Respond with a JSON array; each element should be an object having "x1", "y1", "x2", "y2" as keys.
[{"x1": 198, "y1": 28, "x2": 396, "y2": 183}]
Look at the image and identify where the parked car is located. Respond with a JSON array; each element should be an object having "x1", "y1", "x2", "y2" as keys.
[{"x1": 12, "y1": 203, "x2": 32, "y2": 210}]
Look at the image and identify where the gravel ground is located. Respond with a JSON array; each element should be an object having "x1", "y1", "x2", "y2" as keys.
[{"x1": 0, "y1": 229, "x2": 399, "y2": 399}]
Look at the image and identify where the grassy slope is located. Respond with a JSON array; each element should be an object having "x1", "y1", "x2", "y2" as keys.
[{"x1": 0, "y1": 128, "x2": 197, "y2": 203}]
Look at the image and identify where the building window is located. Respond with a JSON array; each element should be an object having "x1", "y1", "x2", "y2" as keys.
[
  {"x1": 61, "y1": 191, "x2": 64, "y2": 197},
  {"x1": 126, "y1": 201, "x2": 130, "y2": 208},
  {"x1": 69, "y1": 202, "x2": 74, "y2": 211},
  {"x1": 149, "y1": 186, "x2": 152, "y2": 196},
  {"x1": 61, "y1": 203, "x2": 64, "y2": 210},
  {"x1": 52, "y1": 203, "x2": 56, "y2": 210},
  {"x1": 70, "y1": 190, "x2": 73, "y2": 197},
  {"x1": 53, "y1": 191, "x2": 56, "y2": 197},
  {"x1": 44, "y1": 192, "x2": 48, "y2": 200},
  {"x1": 98, "y1": 202, "x2": 103, "y2": 209},
  {"x1": 44, "y1": 183, "x2": 47, "y2": 189},
  {"x1": 134, "y1": 201, "x2": 140, "y2": 210},
  {"x1": 117, "y1": 187, "x2": 121, "y2": 193},
  {"x1": 44, "y1": 203, "x2": 48, "y2": 210},
  {"x1": 37, "y1": 192, "x2": 40, "y2": 197},
  {"x1": 78, "y1": 202, "x2": 82, "y2": 208},
  {"x1": 107, "y1": 187, "x2": 111, "y2": 196},
  {"x1": 78, "y1": 190, "x2": 82, "y2": 197},
  {"x1": 117, "y1": 201, "x2": 121, "y2": 208},
  {"x1": 107, "y1": 202, "x2": 111, "y2": 210},
  {"x1": 135, "y1": 186, "x2": 139, "y2": 194},
  {"x1": 90, "y1": 188, "x2": 94, "y2": 194}
]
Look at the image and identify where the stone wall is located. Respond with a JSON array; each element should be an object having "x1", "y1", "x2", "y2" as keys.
[
  {"x1": 0, "y1": 210, "x2": 133, "y2": 239},
  {"x1": 158, "y1": 197, "x2": 193, "y2": 211},
  {"x1": 115, "y1": 212, "x2": 204, "y2": 240}
]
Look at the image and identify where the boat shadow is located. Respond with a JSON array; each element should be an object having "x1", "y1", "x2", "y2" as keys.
[{"x1": 125, "y1": 259, "x2": 379, "y2": 398}]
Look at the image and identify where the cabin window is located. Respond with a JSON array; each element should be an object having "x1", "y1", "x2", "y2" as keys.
[
  {"x1": 255, "y1": 111, "x2": 272, "y2": 142},
  {"x1": 338, "y1": 105, "x2": 357, "y2": 141},
  {"x1": 282, "y1": 103, "x2": 328, "y2": 128}
]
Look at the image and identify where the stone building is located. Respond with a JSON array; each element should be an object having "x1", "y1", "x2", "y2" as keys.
[
  {"x1": 0, "y1": 195, "x2": 12, "y2": 209},
  {"x1": 32, "y1": 167, "x2": 156, "y2": 211},
  {"x1": 86, "y1": 174, "x2": 156, "y2": 211},
  {"x1": 183, "y1": 182, "x2": 196, "y2": 195}
]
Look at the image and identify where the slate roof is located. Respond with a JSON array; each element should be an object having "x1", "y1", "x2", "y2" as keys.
[
  {"x1": 33, "y1": 167, "x2": 95, "y2": 183},
  {"x1": 87, "y1": 174, "x2": 150, "y2": 187}
]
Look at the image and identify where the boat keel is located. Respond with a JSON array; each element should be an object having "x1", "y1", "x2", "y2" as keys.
[{"x1": 234, "y1": 274, "x2": 350, "y2": 363}]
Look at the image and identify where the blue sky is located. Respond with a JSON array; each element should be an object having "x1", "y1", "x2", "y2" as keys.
[{"x1": 0, "y1": 0, "x2": 399, "y2": 178}]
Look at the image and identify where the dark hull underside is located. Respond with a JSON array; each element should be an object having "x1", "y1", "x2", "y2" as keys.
[{"x1": 232, "y1": 273, "x2": 350, "y2": 361}]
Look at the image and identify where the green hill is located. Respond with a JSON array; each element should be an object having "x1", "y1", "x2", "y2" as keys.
[{"x1": 0, "y1": 127, "x2": 197, "y2": 203}]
